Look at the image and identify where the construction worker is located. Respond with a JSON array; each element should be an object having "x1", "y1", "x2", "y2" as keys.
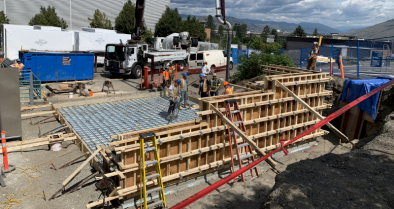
[
  {"x1": 168, "y1": 62, "x2": 175, "y2": 83},
  {"x1": 198, "y1": 73, "x2": 210, "y2": 98},
  {"x1": 180, "y1": 72, "x2": 189, "y2": 108},
  {"x1": 166, "y1": 79, "x2": 182, "y2": 120},
  {"x1": 201, "y1": 60, "x2": 211, "y2": 77},
  {"x1": 163, "y1": 67, "x2": 170, "y2": 87},
  {"x1": 14, "y1": 59, "x2": 24, "y2": 80},
  {"x1": 210, "y1": 73, "x2": 221, "y2": 96},
  {"x1": 307, "y1": 42, "x2": 319, "y2": 72},
  {"x1": 223, "y1": 81, "x2": 233, "y2": 95}
]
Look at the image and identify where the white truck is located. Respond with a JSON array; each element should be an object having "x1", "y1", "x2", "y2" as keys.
[{"x1": 104, "y1": 32, "x2": 198, "y2": 78}]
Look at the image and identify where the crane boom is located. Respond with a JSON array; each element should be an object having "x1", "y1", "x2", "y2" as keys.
[{"x1": 132, "y1": 0, "x2": 146, "y2": 42}]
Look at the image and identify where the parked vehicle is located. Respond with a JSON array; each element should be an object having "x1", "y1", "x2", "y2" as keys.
[{"x1": 187, "y1": 50, "x2": 233, "y2": 70}]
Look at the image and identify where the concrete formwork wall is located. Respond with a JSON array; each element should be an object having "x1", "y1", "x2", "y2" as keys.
[{"x1": 95, "y1": 65, "x2": 331, "y2": 202}]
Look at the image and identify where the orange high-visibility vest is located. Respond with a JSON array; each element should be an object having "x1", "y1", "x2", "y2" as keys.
[
  {"x1": 225, "y1": 87, "x2": 233, "y2": 95},
  {"x1": 169, "y1": 66, "x2": 174, "y2": 73},
  {"x1": 15, "y1": 63, "x2": 23, "y2": 71},
  {"x1": 163, "y1": 71, "x2": 169, "y2": 80}
]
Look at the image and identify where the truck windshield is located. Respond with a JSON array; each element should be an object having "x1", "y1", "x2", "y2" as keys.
[{"x1": 106, "y1": 45, "x2": 125, "y2": 60}]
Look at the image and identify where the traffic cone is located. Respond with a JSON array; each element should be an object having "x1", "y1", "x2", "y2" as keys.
[
  {"x1": 330, "y1": 57, "x2": 333, "y2": 76},
  {"x1": 319, "y1": 67, "x2": 322, "y2": 72},
  {"x1": 1, "y1": 131, "x2": 15, "y2": 174}
]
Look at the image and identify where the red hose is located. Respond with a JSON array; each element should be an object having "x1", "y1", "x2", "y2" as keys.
[{"x1": 171, "y1": 78, "x2": 394, "y2": 209}]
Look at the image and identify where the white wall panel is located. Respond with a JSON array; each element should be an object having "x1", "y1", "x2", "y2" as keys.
[{"x1": 0, "y1": 0, "x2": 170, "y2": 32}]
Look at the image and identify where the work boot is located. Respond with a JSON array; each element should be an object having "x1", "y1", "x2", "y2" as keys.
[{"x1": 179, "y1": 106, "x2": 183, "y2": 110}]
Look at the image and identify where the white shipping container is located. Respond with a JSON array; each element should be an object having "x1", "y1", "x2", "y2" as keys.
[
  {"x1": 81, "y1": 27, "x2": 116, "y2": 33},
  {"x1": 5, "y1": 28, "x2": 74, "y2": 60}
]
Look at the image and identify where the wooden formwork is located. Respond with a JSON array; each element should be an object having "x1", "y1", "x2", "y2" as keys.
[{"x1": 83, "y1": 66, "x2": 332, "y2": 207}]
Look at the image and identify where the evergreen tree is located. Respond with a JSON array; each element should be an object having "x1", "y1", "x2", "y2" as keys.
[
  {"x1": 182, "y1": 15, "x2": 206, "y2": 41},
  {"x1": 115, "y1": 0, "x2": 135, "y2": 34},
  {"x1": 262, "y1": 25, "x2": 271, "y2": 39},
  {"x1": 218, "y1": 25, "x2": 225, "y2": 37},
  {"x1": 142, "y1": 29, "x2": 153, "y2": 44},
  {"x1": 0, "y1": 11, "x2": 10, "y2": 24},
  {"x1": 233, "y1": 23, "x2": 247, "y2": 40},
  {"x1": 88, "y1": 9, "x2": 112, "y2": 29},
  {"x1": 154, "y1": 7, "x2": 183, "y2": 37},
  {"x1": 292, "y1": 25, "x2": 307, "y2": 37},
  {"x1": 206, "y1": 15, "x2": 216, "y2": 30},
  {"x1": 29, "y1": 6, "x2": 68, "y2": 29},
  {"x1": 313, "y1": 28, "x2": 319, "y2": 36}
]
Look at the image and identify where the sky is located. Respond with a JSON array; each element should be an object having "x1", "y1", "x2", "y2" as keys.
[{"x1": 170, "y1": 0, "x2": 394, "y2": 31}]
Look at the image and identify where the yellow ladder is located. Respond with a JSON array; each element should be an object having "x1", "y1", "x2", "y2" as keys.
[{"x1": 139, "y1": 131, "x2": 166, "y2": 209}]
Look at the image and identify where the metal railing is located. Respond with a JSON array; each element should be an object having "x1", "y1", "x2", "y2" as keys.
[{"x1": 19, "y1": 70, "x2": 42, "y2": 100}]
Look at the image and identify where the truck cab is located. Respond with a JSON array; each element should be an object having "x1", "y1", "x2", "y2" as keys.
[{"x1": 104, "y1": 43, "x2": 148, "y2": 78}]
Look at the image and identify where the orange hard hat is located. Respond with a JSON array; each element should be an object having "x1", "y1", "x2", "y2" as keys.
[{"x1": 223, "y1": 81, "x2": 229, "y2": 86}]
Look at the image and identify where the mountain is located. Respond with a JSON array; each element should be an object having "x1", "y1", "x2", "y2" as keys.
[
  {"x1": 180, "y1": 14, "x2": 341, "y2": 35},
  {"x1": 343, "y1": 19, "x2": 394, "y2": 39}
]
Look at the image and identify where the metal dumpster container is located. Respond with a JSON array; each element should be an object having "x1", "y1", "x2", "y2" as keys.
[{"x1": 19, "y1": 52, "x2": 94, "y2": 82}]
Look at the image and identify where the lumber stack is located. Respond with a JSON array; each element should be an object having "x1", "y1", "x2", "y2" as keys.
[{"x1": 84, "y1": 65, "x2": 331, "y2": 204}]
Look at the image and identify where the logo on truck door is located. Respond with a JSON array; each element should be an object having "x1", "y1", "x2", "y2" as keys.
[{"x1": 35, "y1": 39, "x2": 48, "y2": 46}]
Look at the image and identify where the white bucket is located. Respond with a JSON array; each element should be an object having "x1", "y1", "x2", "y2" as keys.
[
  {"x1": 51, "y1": 143, "x2": 62, "y2": 151},
  {"x1": 69, "y1": 91, "x2": 73, "y2": 98}
]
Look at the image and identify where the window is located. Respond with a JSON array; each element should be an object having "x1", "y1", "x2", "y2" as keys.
[
  {"x1": 107, "y1": 46, "x2": 115, "y2": 52},
  {"x1": 197, "y1": 53, "x2": 204, "y2": 60},
  {"x1": 128, "y1": 48, "x2": 135, "y2": 55},
  {"x1": 189, "y1": 54, "x2": 196, "y2": 61},
  {"x1": 223, "y1": 50, "x2": 227, "y2": 57}
]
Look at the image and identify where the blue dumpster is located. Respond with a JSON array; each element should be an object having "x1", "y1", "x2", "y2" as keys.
[{"x1": 19, "y1": 52, "x2": 94, "y2": 82}]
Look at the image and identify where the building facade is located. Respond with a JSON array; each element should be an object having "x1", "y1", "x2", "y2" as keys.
[{"x1": 0, "y1": 0, "x2": 169, "y2": 32}]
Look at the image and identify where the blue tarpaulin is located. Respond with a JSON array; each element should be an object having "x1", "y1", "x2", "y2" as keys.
[{"x1": 339, "y1": 78, "x2": 392, "y2": 120}]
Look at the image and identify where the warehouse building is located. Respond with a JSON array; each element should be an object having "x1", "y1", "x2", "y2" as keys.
[{"x1": 0, "y1": 0, "x2": 169, "y2": 32}]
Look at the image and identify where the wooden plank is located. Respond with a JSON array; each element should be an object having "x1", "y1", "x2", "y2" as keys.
[
  {"x1": 210, "y1": 105, "x2": 277, "y2": 168},
  {"x1": 63, "y1": 147, "x2": 102, "y2": 186},
  {"x1": 21, "y1": 110, "x2": 56, "y2": 117},
  {"x1": 276, "y1": 81, "x2": 349, "y2": 142},
  {"x1": 1, "y1": 136, "x2": 76, "y2": 153},
  {"x1": 21, "y1": 104, "x2": 52, "y2": 111}
]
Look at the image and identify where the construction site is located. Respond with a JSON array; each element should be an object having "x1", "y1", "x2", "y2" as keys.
[{"x1": 2, "y1": 1, "x2": 394, "y2": 209}]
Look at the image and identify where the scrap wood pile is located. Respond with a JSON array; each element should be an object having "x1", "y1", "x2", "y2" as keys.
[{"x1": 81, "y1": 64, "x2": 336, "y2": 207}]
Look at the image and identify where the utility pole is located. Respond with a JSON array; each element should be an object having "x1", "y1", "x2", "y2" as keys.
[{"x1": 70, "y1": 0, "x2": 72, "y2": 30}]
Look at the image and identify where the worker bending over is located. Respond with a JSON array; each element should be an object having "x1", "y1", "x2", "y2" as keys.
[
  {"x1": 210, "y1": 73, "x2": 221, "y2": 96},
  {"x1": 163, "y1": 67, "x2": 170, "y2": 87},
  {"x1": 166, "y1": 79, "x2": 182, "y2": 120},
  {"x1": 201, "y1": 60, "x2": 211, "y2": 77},
  {"x1": 198, "y1": 73, "x2": 210, "y2": 98},
  {"x1": 223, "y1": 81, "x2": 233, "y2": 95},
  {"x1": 180, "y1": 72, "x2": 189, "y2": 108},
  {"x1": 307, "y1": 42, "x2": 319, "y2": 72}
]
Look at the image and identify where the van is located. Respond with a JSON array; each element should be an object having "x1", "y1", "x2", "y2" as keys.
[{"x1": 188, "y1": 50, "x2": 233, "y2": 70}]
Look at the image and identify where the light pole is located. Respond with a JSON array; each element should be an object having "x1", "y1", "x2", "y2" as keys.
[{"x1": 69, "y1": 0, "x2": 72, "y2": 29}]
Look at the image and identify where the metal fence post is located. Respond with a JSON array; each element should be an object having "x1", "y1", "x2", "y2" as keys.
[
  {"x1": 300, "y1": 48, "x2": 303, "y2": 69},
  {"x1": 331, "y1": 44, "x2": 334, "y2": 74},
  {"x1": 357, "y1": 40, "x2": 360, "y2": 78},
  {"x1": 29, "y1": 71, "x2": 34, "y2": 105}
]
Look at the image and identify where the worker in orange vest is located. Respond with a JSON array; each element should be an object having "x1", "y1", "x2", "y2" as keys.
[
  {"x1": 163, "y1": 66, "x2": 170, "y2": 87},
  {"x1": 222, "y1": 81, "x2": 233, "y2": 95},
  {"x1": 307, "y1": 42, "x2": 319, "y2": 72},
  {"x1": 14, "y1": 59, "x2": 24, "y2": 72},
  {"x1": 168, "y1": 62, "x2": 175, "y2": 82}
]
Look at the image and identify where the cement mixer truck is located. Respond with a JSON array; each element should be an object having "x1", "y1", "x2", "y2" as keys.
[{"x1": 105, "y1": 31, "x2": 198, "y2": 78}]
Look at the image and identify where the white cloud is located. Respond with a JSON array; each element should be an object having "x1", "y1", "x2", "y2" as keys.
[{"x1": 170, "y1": 0, "x2": 394, "y2": 30}]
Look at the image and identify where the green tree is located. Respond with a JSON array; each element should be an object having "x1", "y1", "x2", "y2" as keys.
[
  {"x1": 142, "y1": 29, "x2": 153, "y2": 44},
  {"x1": 29, "y1": 6, "x2": 68, "y2": 29},
  {"x1": 115, "y1": 0, "x2": 135, "y2": 34},
  {"x1": 231, "y1": 36, "x2": 294, "y2": 83},
  {"x1": 182, "y1": 15, "x2": 206, "y2": 41},
  {"x1": 233, "y1": 23, "x2": 247, "y2": 40},
  {"x1": 292, "y1": 25, "x2": 306, "y2": 37},
  {"x1": 312, "y1": 28, "x2": 319, "y2": 36},
  {"x1": 218, "y1": 25, "x2": 225, "y2": 37},
  {"x1": 206, "y1": 15, "x2": 216, "y2": 30},
  {"x1": 262, "y1": 25, "x2": 271, "y2": 39},
  {"x1": 88, "y1": 9, "x2": 112, "y2": 29},
  {"x1": 154, "y1": 7, "x2": 183, "y2": 37},
  {"x1": 0, "y1": 11, "x2": 10, "y2": 24}
]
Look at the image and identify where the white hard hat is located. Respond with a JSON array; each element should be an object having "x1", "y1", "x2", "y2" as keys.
[{"x1": 313, "y1": 42, "x2": 318, "y2": 45}]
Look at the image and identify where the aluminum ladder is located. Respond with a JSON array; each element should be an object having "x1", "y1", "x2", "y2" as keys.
[
  {"x1": 139, "y1": 132, "x2": 166, "y2": 209},
  {"x1": 224, "y1": 99, "x2": 259, "y2": 182}
]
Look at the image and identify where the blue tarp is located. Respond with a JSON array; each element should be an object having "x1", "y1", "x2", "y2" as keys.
[{"x1": 339, "y1": 78, "x2": 392, "y2": 120}]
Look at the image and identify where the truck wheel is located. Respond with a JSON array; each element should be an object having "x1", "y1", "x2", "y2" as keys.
[
  {"x1": 229, "y1": 62, "x2": 233, "y2": 70},
  {"x1": 132, "y1": 65, "x2": 142, "y2": 78}
]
